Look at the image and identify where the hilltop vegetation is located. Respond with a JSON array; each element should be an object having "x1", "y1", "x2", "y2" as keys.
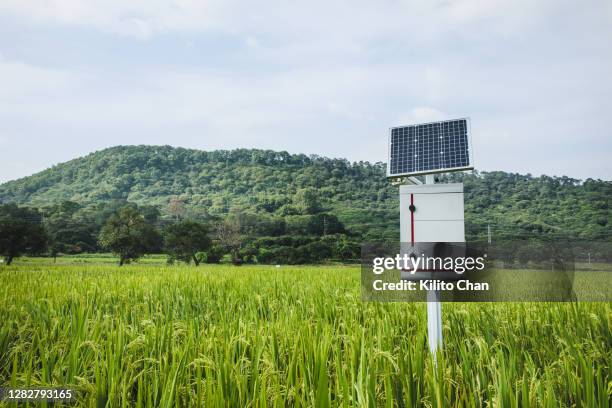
[{"x1": 0, "y1": 146, "x2": 610, "y2": 263}]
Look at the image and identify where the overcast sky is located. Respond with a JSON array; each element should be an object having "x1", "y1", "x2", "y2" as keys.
[{"x1": 0, "y1": 0, "x2": 611, "y2": 183}]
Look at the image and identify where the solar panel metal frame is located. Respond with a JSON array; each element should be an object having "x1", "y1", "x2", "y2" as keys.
[{"x1": 387, "y1": 118, "x2": 474, "y2": 178}]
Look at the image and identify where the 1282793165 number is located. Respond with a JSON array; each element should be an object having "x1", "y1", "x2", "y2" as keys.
[{"x1": 0, "y1": 388, "x2": 75, "y2": 401}]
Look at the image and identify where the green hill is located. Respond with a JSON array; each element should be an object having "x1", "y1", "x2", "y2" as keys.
[{"x1": 0, "y1": 145, "x2": 610, "y2": 243}]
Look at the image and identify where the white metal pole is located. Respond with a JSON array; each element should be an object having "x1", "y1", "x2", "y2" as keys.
[
  {"x1": 588, "y1": 252, "x2": 591, "y2": 268},
  {"x1": 427, "y1": 288, "x2": 443, "y2": 354},
  {"x1": 424, "y1": 174, "x2": 443, "y2": 357}
]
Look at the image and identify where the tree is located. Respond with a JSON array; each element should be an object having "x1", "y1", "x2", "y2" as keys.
[
  {"x1": 216, "y1": 218, "x2": 242, "y2": 263},
  {"x1": 98, "y1": 206, "x2": 161, "y2": 266},
  {"x1": 204, "y1": 243, "x2": 226, "y2": 264},
  {"x1": 43, "y1": 201, "x2": 98, "y2": 256},
  {"x1": 0, "y1": 204, "x2": 47, "y2": 265},
  {"x1": 164, "y1": 221, "x2": 212, "y2": 266},
  {"x1": 293, "y1": 188, "x2": 322, "y2": 215},
  {"x1": 141, "y1": 205, "x2": 161, "y2": 224},
  {"x1": 168, "y1": 197, "x2": 186, "y2": 221}
]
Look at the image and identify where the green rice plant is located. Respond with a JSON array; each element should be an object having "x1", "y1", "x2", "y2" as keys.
[{"x1": 0, "y1": 263, "x2": 610, "y2": 407}]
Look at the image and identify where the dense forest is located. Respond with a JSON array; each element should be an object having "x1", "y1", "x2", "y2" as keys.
[{"x1": 0, "y1": 146, "x2": 610, "y2": 263}]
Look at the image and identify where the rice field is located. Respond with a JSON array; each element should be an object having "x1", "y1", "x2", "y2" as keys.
[{"x1": 0, "y1": 262, "x2": 610, "y2": 407}]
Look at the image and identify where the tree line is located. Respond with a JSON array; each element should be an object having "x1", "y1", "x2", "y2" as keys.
[
  {"x1": 0, "y1": 197, "x2": 361, "y2": 266},
  {"x1": 0, "y1": 146, "x2": 610, "y2": 265},
  {"x1": 1, "y1": 146, "x2": 609, "y2": 244}
]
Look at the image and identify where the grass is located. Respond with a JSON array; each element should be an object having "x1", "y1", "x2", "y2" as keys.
[
  {"x1": 14, "y1": 254, "x2": 168, "y2": 265},
  {"x1": 0, "y1": 262, "x2": 610, "y2": 407}
]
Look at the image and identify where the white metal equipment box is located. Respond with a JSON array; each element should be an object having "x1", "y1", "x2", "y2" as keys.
[
  {"x1": 400, "y1": 183, "x2": 465, "y2": 280},
  {"x1": 400, "y1": 183, "x2": 465, "y2": 243}
]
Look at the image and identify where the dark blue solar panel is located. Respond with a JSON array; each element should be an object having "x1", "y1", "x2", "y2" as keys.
[{"x1": 389, "y1": 119, "x2": 471, "y2": 176}]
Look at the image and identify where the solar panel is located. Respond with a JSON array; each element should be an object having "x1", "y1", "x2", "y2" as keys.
[{"x1": 387, "y1": 118, "x2": 473, "y2": 178}]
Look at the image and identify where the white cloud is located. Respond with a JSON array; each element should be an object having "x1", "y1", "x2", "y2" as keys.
[
  {"x1": 245, "y1": 36, "x2": 259, "y2": 49},
  {"x1": 0, "y1": 0, "x2": 582, "y2": 40},
  {"x1": 0, "y1": 61, "x2": 78, "y2": 102},
  {"x1": 0, "y1": 1, "x2": 611, "y2": 181},
  {"x1": 398, "y1": 107, "x2": 448, "y2": 125}
]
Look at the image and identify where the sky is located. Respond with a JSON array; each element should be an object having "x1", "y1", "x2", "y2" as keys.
[{"x1": 0, "y1": 0, "x2": 611, "y2": 183}]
